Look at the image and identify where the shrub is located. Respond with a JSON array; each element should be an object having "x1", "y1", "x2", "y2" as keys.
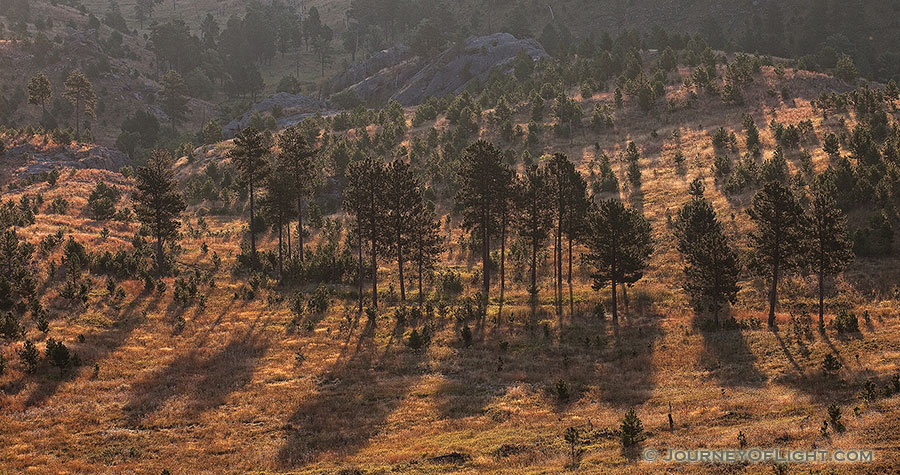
[
  {"x1": 555, "y1": 379, "x2": 570, "y2": 402},
  {"x1": 87, "y1": 181, "x2": 121, "y2": 220},
  {"x1": 620, "y1": 408, "x2": 645, "y2": 448},
  {"x1": 406, "y1": 327, "x2": 430, "y2": 350},
  {"x1": 46, "y1": 338, "x2": 71, "y2": 374},
  {"x1": 18, "y1": 340, "x2": 40, "y2": 373},
  {"x1": 1, "y1": 312, "x2": 23, "y2": 340},
  {"x1": 827, "y1": 402, "x2": 845, "y2": 432},
  {"x1": 833, "y1": 310, "x2": 859, "y2": 334},
  {"x1": 460, "y1": 325, "x2": 472, "y2": 347},
  {"x1": 823, "y1": 353, "x2": 842, "y2": 374},
  {"x1": 564, "y1": 426, "x2": 582, "y2": 466}
]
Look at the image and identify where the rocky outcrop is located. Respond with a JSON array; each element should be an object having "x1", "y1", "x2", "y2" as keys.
[
  {"x1": 331, "y1": 33, "x2": 548, "y2": 106},
  {"x1": 223, "y1": 93, "x2": 331, "y2": 138},
  {"x1": 1, "y1": 140, "x2": 130, "y2": 183}
]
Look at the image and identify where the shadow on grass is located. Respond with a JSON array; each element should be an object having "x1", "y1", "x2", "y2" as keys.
[
  {"x1": 696, "y1": 318, "x2": 766, "y2": 388},
  {"x1": 276, "y1": 325, "x2": 427, "y2": 467},
  {"x1": 12, "y1": 292, "x2": 163, "y2": 409},
  {"x1": 123, "y1": 329, "x2": 268, "y2": 427}
]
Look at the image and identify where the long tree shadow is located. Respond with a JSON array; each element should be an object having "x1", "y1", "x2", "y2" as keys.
[
  {"x1": 277, "y1": 325, "x2": 427, "y2": 467},
  {"x1": 595, "y1": 312, "x2": 662, "y2": 407},
  {"x1": 123, "y1": 330, "x2": 269, "y2": 427},
  {"x1": 12, "y1": 291, "x2": 163, "y2": 409},
  {"x1": 696, "y1": 317, "x2": 766, "y2": 388}
]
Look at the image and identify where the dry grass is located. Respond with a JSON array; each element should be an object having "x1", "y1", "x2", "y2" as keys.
[{"x1": 3, "y1": 65, "x2": 900, "y2": 473}]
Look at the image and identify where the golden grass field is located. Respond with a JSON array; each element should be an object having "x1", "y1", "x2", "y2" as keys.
[{"x1": 2, "y1": 65, "x2": 900, "y2": 473}]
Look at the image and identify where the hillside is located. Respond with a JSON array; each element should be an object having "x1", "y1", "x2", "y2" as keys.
[{"x1": 3, "y1": 26, "x2": 900, "y2": 472}]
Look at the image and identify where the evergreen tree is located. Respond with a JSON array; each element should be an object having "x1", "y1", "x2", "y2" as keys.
[
  {"x1": 262, "y1": 155, "x2": 296, "y2": 276},
  {"x1": 515, "y1": 164, "x2": 553, "y2": 300},
  {"x1": 160, "y1": 70, "x2": 189, "y2": 132},
  {"x1": 496, "y1": 163, "x2": 516, "y2": 307},
  {"x1": 747, "y1": 180, "x2": 805, "y2": 328},
  {"x1": 344, "y1": 158, "x2": 386, "y2": 309},
  {"x1": 383, "y1": 160, "x2": 423, "y2": 303},
  {"x1": 584, "y1": 199, "x2": 653, "y2": 324},
  {"x1": 277, "y1": 126, "x2": 319, "y2": 262},
  {"x1": 673, "y1": 179, "x2": 741, "y2": 325},
  {"x1": 133, "y1": 150, "x2": 186, "y2": 276},
  {"x1": 412, "y1": 200, "x2": 443, "y2": 308},
  {"x1": 27, "y1": 73, "x2": 52, "y2": 116},
  {"x1": 804, "y1": 176, "x2": 853, "y2": 327},
  {"x1": 456, "y1": 140, "x2": 505, "y2": 302},
  {"x1": 229, "y1": 127, "x2": 270, "y2": 269},
  {"x1": 63, "y1": 70, "x2": 96, "y2": 140}
]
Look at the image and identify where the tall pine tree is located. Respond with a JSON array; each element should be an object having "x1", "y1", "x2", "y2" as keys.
[
  {"x1": 133, "y1": 150, "x2": 186, "y2": 276},
  {"x1": 277, "y1": 126, "x2": 318, "y2": 262},
  {"x1": 804, "y1": 175, "x2": 853, "y2": 327},
  {"x1": 456, "y1": 140, "x2": 504, "y2": 303},
  {"x1": 584, "y1": 199, "x2": 653, "y2": 324},
  {"x1": 515, "y1": 164, "x2": 553, "y2": 301},
  {"x1": 748, "y1": 180, "x2": 804, "y2": 328},
  {"x1": 229, "y1": 127, "x2": 270, "y2": 269},
  {"x1": 673, "y1": 179, "x2": 741, "y2": 325}
]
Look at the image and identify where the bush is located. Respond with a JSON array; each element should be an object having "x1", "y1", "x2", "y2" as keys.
[
  {"x1": 833, "y1": 310, "x2": 859, "y2": 334},
  {"x1": 1, "y1": 312, "x2": 23, "y2": 340},
  {"x1": 823, "y1": 353, "x2": 842, "y2": 374},
  {"x1": 46, "y1": 338, "x2": 71, "y2": 374},
  {"x1": 827, "y1": 402, "x2": 845, "y2": 432},
  {"x1": 18, "y1": 340, "x2": 40, "y2": 373},
  {"x1": 87, "y1": 181, "x2": 121, "y2": 220},
  {"x1": 460, "y1": 325, "x2": 472, "y2": 347},
  {"x1": 406, "y1": 327, "x2": 430, "y2": 350},
  {"x1": 620, "y1": 408, "x2": 645, "y2": 448}
]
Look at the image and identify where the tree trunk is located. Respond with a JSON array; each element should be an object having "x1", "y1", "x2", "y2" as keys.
[
  {"x1": 286, "y1": 222, "x2": 291, "y2": 261},
  {"x1": 482, "y1": 215, "x2": 490, "y2": 303},
  {"x1": 357, "y1": 228, "x2": 363, "y2": 314},
  {"x1": 249, "y1": 179, "x2": 257, "y2": 268},
  {"x1": 500, "y1": 215, "x2": 506, "y2": 306},
  {"x1": 818, "y1": 271, "x2": 825, "y2": 328},
  {"x1": 568, "y1": 236, "x2": 574, "y2": 315},
  {"x1": 297, "y1": 198, "x2": 305, "y2": 263},
  {"x1": 397, "y1": 232, "x2": 405, "y2": 302},
  {"x1": 768, "y1": 260, "x2": 780, "y2": 328},
  {"x1": 418, "y1": 246, "x2": 424, "y2": 308},
  {"x1": 75, "y1": 97, "x2": 81, "y2": 139},
  {"x1": 277, "y1": 217, "x2": 284, "y2": 277},
  {"x1": 530, "y1": 236, "x2": 537, "y2": 301},
  {"x1": 371, "y1": 233, "x2": 378, "y2": 309},
  {"x1": 611, "y1": 278, "x2": 618, "y2": 325}
]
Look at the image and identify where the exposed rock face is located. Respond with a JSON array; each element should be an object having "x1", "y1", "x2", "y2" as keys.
[
  {"x1": 223, "y1": 93, "x2": 331, "y2": 138},
  {"x1": 1, "y1": 140, "x2": 130, "y2": 183},
  {"x1": 327, "y1": 44, "x2": 413, "y2": 94},
  {"x1": 331, "y1": 33, "x2": 548, "y2": 106}
]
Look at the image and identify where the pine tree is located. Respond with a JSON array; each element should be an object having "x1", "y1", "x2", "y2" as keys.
[
  {"x1": 262, "y1": 155, "x2": 296, "y2": 276},
  {"x1": 412, "y1": 200, "x2": 443, "y2": 308},
  {"x1": 673, "y1": 179, "x2": 741, "y2": 325},
  {"x1": 584, "y1": 199, "x2": 653, "y2": 324},
  {"x1": 160, "y1": 70, "x2": 189, "y2": 132},
  {"x1": 27, "y1": 73, "x2": 52, "y2": 116},
  {"x1": 747, "y1": 180, "x2": 804, "y2": 328},
  {"x1": 344, "y1": 158, "x2": 386, "y2": 309},
  {"x1": 383, "y1": 160, "x2": 423, "y2": 303},
  {"x1": 515, "y1": 164, "x2": 553, "y2": 301},
  {"x1": 63, "y1": 70, "x2": 96, "y2": 140},
  {"x1": 496, "y1": 163, "x2": 516, "y2": 308},
  {"x1": 804, "y1": 175, "x2": 853, "y2": 327},
  {"x1": 277, "y1": 126, "x2": 318, "y2": 263},
  {"x1": 229, "y1": 127, "x2": 270, "y2": 269},
  {"x1": 456, "y1": 140, "x2": 505, "y2": 302},
  {"x1": 133, "y1": 150, "x2": 186, "y2": 276}
]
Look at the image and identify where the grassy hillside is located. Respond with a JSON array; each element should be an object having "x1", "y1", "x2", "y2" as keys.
[{"x1": 3, "y1": 41, "x2": 900, "y2": 473}]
